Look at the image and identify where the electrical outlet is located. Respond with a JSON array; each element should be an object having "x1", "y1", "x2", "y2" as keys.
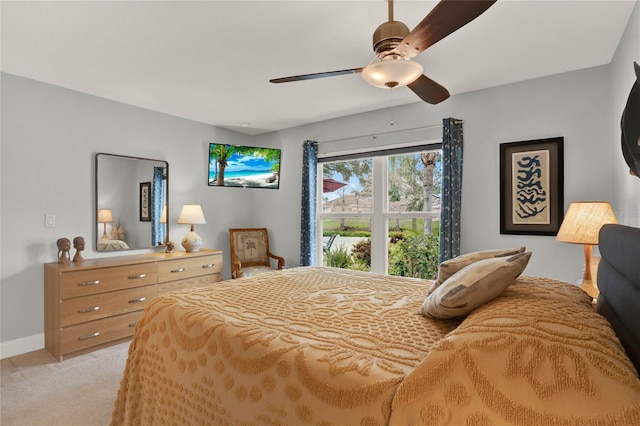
[{"x1": 45, "y1": 214, "x2": 56, "y2": 228}]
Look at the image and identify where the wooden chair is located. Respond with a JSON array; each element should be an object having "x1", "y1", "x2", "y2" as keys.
[{"x1": 229, "y1": 228, "x2": 285, "y2": 279}]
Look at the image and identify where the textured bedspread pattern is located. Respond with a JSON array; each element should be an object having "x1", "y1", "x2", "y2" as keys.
[
  {"x1": 111, "y1": 267, "x2": 461, "y2": 425},
  {"x1": 111, "y1": 268, "x2": 640, "y2": 425},
  {"x1": 390, "y1": 276, "x2": 640, "y2": 425}
]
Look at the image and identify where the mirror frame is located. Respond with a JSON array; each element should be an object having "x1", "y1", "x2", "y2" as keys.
[{"x1": 95, "y1": 153, "x2": 169, "y2": 251}]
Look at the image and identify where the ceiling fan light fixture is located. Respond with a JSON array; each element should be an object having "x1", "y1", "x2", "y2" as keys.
[{"x1": 361, "y1": 57, "x2": 423, "y2": 89}]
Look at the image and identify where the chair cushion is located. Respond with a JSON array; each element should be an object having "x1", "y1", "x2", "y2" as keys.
[
  {"x1": 231, "y1": 230, "x2": 270, "y2": 264},
  {"x1": 239, "y1": 266, "x2": 278, "y2": 278}
]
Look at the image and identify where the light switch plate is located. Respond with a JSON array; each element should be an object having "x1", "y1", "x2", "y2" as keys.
[{"x1": 45, "y1": 214, "x2": 56, "y2": 227}]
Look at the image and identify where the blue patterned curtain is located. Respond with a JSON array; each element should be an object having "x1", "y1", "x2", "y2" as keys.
[
  {"x1": 300, "y1": 140, "x2": 318, "y2": 266},
  {"x1": 151, "y1": 166, "x2": 167, "y2": 246},
  {"x1": 439, "y1": 118, "x2": 464, "y2": 263}
]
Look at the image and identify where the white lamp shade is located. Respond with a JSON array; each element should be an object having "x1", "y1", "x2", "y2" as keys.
[
  {"x1": 556, "y1": 201, "x2": 618, "y2": 245},
  {"x1": 361, "y1": 57, "x2": 423, "y2": 89},
  {"x1": 178, "y1": 204, "x2": 206, "y2": 252},
  {"x1": 177, "y1": 204, "x2": 206, "y2": 225},
  {"x1": 159, "y1": 205, "x2": 167, "y2": 223},
  {"x1": 97, "y1": 209, "x2": 114, "y2": 223}
]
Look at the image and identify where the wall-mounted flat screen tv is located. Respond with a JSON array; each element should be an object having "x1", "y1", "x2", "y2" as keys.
[{"x1": 208, "y1": 143, "x2": 281, "y2": 189}]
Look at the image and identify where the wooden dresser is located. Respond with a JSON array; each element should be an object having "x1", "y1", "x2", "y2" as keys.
[{"x1": 44, "y1": 249, "x2": 222, "y2": 361}]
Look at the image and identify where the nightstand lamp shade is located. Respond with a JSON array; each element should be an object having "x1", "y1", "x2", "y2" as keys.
[
  {"x1": 178, "y1": 204, "x2": 206, "y2": 252},
  {"x1": 556, "y1": 201, "x2": 617, "y2": 281},
  {"x1": 98, "y1": 209, "x2": 114, "y2": 240}
]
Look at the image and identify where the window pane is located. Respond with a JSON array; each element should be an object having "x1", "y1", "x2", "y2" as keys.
[
  {"x1": 322, "y1": 217, "x2": 371, "y2": 271},
  {"x1": 387, "y1": 218, "x2": 440, "y2": 280},
  {"x1": 322, "y1": 159, "x2": 372, "y2": 213},
  {"x1": 318, "y1": 148, "x2": 442, "y2": 277},
  {"x1": 387, "y1": 151, "x2": 441, "y2": 213}
]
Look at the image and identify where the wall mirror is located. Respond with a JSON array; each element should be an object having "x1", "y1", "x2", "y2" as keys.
[{"x1": 95, "y1": 153, "x2": 169, "y2": 252}]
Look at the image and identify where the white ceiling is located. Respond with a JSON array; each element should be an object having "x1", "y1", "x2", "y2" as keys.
[{"x1": 1, "y1": 1, "x2": 636, "y2": 135}]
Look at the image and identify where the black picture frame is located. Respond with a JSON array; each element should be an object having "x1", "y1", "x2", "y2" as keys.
[
  {"x1": 139, "y1": 182, "x2": 151, "y2": 222},
  {"x1": 500, "y1": 137, "x2": 564, "y2": 235}
]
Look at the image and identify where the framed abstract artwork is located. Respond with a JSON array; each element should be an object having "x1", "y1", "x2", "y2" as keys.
[
  {"x1": 500, "y1": 137, "x2": 564, "y2": 235},
  {"x1": 139, "y1": 181, "x2": 151, "y2": 222}
]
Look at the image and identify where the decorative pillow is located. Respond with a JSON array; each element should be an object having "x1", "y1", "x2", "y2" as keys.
[
  {"x1": 429, "y1": 246, "x2": 526, "y2": 292},
  {"x1": 420, "y1": 251, "x2": 532, "y2": 319}
]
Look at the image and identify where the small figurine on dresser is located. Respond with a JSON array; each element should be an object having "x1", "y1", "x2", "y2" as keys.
[
  {"x1": 165, "y1": 241, "x2": 175, "y2": 254},
  {"x1": 56, "y1": 237, "x2": 71, "y2": 264},
  {"x1": 72, "y1": 236, "x2": 85, "y2": 262}
]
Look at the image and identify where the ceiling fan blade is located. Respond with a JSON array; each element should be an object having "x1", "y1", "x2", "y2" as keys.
[
  {"x1": 270, "y1": 68, "x2": 364, "y2": 84},
  {"x1": 408, "y1": 74, "x2": 450, "y2": 104},
  {"x1": 395, "y1": 0, "x2": 496, "y2": 58}
]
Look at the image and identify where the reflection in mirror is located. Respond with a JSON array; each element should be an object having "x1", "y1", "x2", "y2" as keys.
[{"x1": 95, "y1": 153, "x2": 169, "y2": 252}]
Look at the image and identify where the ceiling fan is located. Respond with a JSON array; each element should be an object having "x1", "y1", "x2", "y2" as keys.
[{"x1": 270, "y1": 0, "x2": 496, "y2": 105}]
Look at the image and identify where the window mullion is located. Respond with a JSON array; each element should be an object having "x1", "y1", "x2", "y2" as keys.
[{"x1": 370, "y1": 157, "x2": 387, "y2": 275}]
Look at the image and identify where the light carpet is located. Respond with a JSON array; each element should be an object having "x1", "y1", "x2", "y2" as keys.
[{"x1": 1, "y1": 344, "x2": 129, "y2": 426}]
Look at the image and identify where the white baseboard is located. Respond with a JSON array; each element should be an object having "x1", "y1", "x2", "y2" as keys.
[{"x1": 0, "y1": 334, "x2": 44, "y2": 359}]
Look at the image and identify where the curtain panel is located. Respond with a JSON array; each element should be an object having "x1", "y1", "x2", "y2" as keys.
[
  {"x1": 151, "y1": 166, "x2": 167, "y2": 246},
  {"x1": 300, "y1": 140, "x2": 318, "y2": 266},
  {"x1": 439, "y1": 118, "x2": 464, "y2": 263}
]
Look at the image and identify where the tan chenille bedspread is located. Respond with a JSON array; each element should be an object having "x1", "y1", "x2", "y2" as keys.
[
  {"x1": 111, "y1": 267, "x2": 461, "y2": 425},
  {"x1": 111, "y1": 268, "x2": 640, "y2": 425}
]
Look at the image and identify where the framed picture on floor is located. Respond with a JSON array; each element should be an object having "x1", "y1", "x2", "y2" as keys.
[{"x1": 500, "y1": 137, "x2": 564, "y2": 235}]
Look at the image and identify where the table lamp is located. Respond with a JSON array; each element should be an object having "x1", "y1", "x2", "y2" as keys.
[
  {"x1": 556, "y1": 201, "x2": 617, "y2": 296},
  {"x1": 97, "y1": 209, "x2": 114, "y2": 240},
  {"x1": 159, "y1": 205, "x2": 167, "y2": 224},
  {"x1": 177, "y1": 204, "x2": 206, "y2": 252}
]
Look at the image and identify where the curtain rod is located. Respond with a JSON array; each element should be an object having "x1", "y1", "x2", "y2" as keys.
[{"x1": 318, "y1": 121, "x2": 460, "y2": 145}]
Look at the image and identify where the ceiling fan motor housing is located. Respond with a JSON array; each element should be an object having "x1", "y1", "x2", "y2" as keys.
[{"x1": 372, "y1": 20, "x2": 410, "y2": 55}]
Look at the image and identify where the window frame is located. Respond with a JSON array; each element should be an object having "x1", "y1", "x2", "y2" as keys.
[{"x1": 317, "y1": 143, "x2": 442, "y2": 275}]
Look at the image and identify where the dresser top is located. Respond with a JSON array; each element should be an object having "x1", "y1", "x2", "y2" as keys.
[{"x1": 45, "y1": 249, "x2": 222, "y2": 271}]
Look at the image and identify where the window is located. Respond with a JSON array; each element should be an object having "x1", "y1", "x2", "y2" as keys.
[{"x1": 318, "y1": 147, "x2": 441, "y2": 278}]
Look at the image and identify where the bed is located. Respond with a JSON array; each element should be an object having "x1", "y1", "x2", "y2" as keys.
[
  {"x1": 111, "y1": 225, "x2": 640, "y2": 425},
  {"x1": 97, "y1": 239, "x2": 130, "y2": 251}
]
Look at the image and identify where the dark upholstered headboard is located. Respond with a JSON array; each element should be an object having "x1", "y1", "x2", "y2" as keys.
[{"x1": 597, "y1": 223, "x2": 640, "y2": 374}]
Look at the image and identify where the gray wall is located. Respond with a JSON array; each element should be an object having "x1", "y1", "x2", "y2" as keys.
[
  {"x1": 255, "y1": 65, "x2": 614, "y2": 283},
  {"x1": 254, "y1": 1, "x2": 639, "y2": 286},
  {"x1": 1, "y1": 1, "x2": 638, "y2": 356},
  {"x1": 0, "y1": 75, "x2": 256, "y2": 348}
]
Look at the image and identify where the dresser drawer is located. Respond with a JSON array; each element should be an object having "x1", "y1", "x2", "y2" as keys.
[
  {"x1": 157, "y1": 254, "x2": 222, "y2": 283},
  {"x1": 45, "y1": 249, "x2": 223, "y2": 360},
  {"x1": 60, "y1": 311, "x2": 140, "y2": 355},
  {"x1": 59, "y1": 263, "x2": 157, "y2": 299},
  {"x1": 60, "y1": 285, "x2": 156, "y2": 327}
]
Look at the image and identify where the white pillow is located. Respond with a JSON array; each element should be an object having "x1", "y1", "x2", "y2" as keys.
[
  {"x1": 429, "y1": 246, "x2": 526, "y2": 293},
  {"x1": 420, "y1": 252, "x2": 532, "y2": 319}
]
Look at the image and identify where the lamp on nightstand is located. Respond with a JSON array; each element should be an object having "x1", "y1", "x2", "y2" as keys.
[
  {"x1": 177, "y1": 204, "x2": 206, "y2": 252},
  {"x1": 97, "y1": 209, "x2": 114, "y2": 240},
  {"x1": 556, "y1": 201, "x2": 617, "y2": 297}
]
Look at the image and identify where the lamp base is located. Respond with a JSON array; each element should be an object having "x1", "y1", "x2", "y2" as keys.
[
  {"x1": 580, "y1": 279, "x2": 599, "y2": 299},
  {"x1": 181, "y1": 231, "x2": 203, "y2": 253}
]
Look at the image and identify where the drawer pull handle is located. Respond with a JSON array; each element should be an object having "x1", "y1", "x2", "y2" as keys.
[
  {"x1": 129, "y1": 322, "x2": 138, "y2": 328},
  {"x1": 78, "y1": 306, "x2": 100, "y2": 313},
  {"x1": 202, "y1": 264, "x2": 214, "y2": 269},
  {"x1": 128, "y1": 274, "x2": 147, "y2": 279},
  {"x1": 78, "y1": 332, "x2": 100, "y2": 340},
  {"x1": 171, "y1": 268, "x2": 185, "y2": 273},
  {"x1": 129, "y1": 297, "x2": 147, "y2": 303},
  {"x1": 79, "y1": 280, "x2": 100, "y2": 286}
]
